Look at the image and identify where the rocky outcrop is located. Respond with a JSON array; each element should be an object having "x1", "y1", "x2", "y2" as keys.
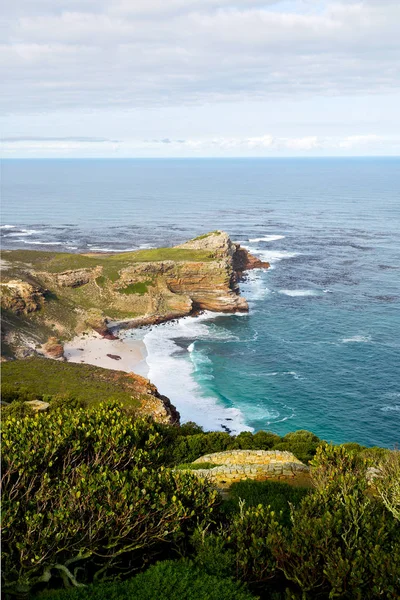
[
  {"x1": 117, "y1": 231, "x2": 267, "y2": 317},
  {"x1": 190, "y1": 450, "x2": 310, "y2": 490},
  {"x1": 0, "y1": 280, "x2": 46, "y2": 314},
  {"x1": 42, "y1": 337, "x2": 64, "y2": 359},
  {"x1": 232, "y1": 246, "x2": 270, "y2": 278},
  {"x1": 54, "y1": 267, "x2": 102, "y2": 288},
  {"x1": 0, "y1": 231, "x2": 269, "y2": 356}
]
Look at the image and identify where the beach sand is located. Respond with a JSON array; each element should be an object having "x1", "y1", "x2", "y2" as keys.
[{"x1": 64, "y1": 332, "x2": 149, "y2": 377}]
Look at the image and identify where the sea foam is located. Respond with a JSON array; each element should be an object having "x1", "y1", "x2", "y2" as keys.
[
  {"x1": 249, "y1": 235, "x2": 285, "y2": 242},
  {"x1": 138, "y1": 312, "x2": 252, "y2": 433},
  {"x1": 341, "y1": 335, "x2": 372, "y2": 343},
  {"x1": 279, "y1": 289, "x2": 320, "y2": 297}
]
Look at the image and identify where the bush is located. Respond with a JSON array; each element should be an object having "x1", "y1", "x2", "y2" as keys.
[
  {"x1": 1, "y1": 403, "x2": 218, "y2": 596},
  {"x1": 222, "y1": 480, "x2": 310, "y2": 526},
  {"x1": 1, "y1": 399, "x2": 34, "y2": 419},
  {"x1": 167, "y1": 428, "x2": 321, "y2": 466},
  {"x1": 228, "y1": 502, "x2": 279, "y2": 584},
  {"x1": 271, "y1": 445, "x2": 400, "y2": 599},
  {"x1": 375, "y1": 449, "x2": 400, "y2": 521},
  {"x1": 33, "y1": 560, "x2": 257, "y2": 600},
  {"x1": 169, "y1": 432, "x2": 233, "y2": 464}
]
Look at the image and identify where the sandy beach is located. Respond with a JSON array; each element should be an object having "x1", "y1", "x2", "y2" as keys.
[{"x1": 64, "y1": 332, "x2": 149, "y2": 377}]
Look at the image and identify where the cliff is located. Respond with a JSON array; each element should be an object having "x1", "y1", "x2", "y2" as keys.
[
  {"x1": 0, "y1": 231, "x2": 268, "y2": 357},
  {"x1": 1, "y1": 357, "x2": 180, "y2": 425}
]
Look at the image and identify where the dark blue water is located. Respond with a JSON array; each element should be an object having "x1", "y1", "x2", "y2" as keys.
[{"x1": 2, "y1": 158, "x2": 399, "y2": 447}]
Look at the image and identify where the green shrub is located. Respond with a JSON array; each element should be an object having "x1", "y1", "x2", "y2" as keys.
[
  {"x1": 169, "y1": 432, "x2": 232, "y2": 464},
  {"x1": 1, "y1": 399, "x2": 34, "y2": 419},
  {"x1": 47, "y1": 393, "x2": 85, "y2": 410},
  {"x1": 168, "y1": 429, "x2": 322, "y2": 466},
  {"x1": 222, "y1": 480, "x2": 310, "y2": 526},
  {"x1": 271, "y1": 445, "x2": 400, "y2": 599},
  {"x1": 33, "y1": 560, "x2": 256, "y2": 600},
  {"x1": 228, "y1": 502, "x2": 279, "y2": 584},
  {"x1": 0, "y1": 383, "x2": 38, "y2": 403},
  {"x1": 1, "y1": 403, "x2": 218, "y2": 596}
]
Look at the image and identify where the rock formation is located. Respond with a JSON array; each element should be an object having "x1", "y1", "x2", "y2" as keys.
[
  {"x1": 42, "y1": 337, "x2": 64, "y2": 359},
  {"x1": 0, "y1": 280, "x2": 46, "y2": 314},
  {"x1": 189, "y1": 449, "x2": 310, "y2": 490},
  {"x1": 0, "y1": 231, "x2": 269, "y2": 356}
]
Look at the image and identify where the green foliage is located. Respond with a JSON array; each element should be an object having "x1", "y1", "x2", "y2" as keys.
[
  {"x1": 169, "y1": 431, "x2": 233, "y2": 464},
  {"x1": 273, "y1": 431, "x2": 321, "y2": 464},
  {"x1": 33, "y1": 560, "x2": 257, "y2": 600},
  {"x1": 271, "y1": 445, "x2": 400, "y2": 599},
  {"x1": 47, "y1": 394, "x2": 85, "y2": 410},
  {"x1": 228, "y1": 502, "x2": 279, "y2": 584},
  {"x1": 222, "y1": 480, "x2": 310, "y2": 526},
  {"x1": 116, "y1": 281, "x2": 152, "y2": 295},
  {"x1": 1, "y1": 403, "x2": 218, "y2": 595},
  {"x1": 1, "y1": 383, "x2": 38, "y2": 403},
  {"x1": 375, "y1": 449, "x2": 400, "y2": 521},
  {"x1": 191, "y1": 529, "x2": 236, "y2": 579},
  {"x1": 1, "y1": 399, "x2": 34, "y2": 419},
  {"x1": 95, "y1": 275, "x2": 106, "y2": 287},
  {"x1": 1, "y1": 358, "x2": 141, "y2": 408},
  {"x1": 167, "y1": 428, "x2": 321, "y2": 466}
]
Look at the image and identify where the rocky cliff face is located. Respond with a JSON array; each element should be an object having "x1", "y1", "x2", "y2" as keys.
[
  {"x1": 1, "y1": 231, "x2": 269, "y2": 353},
  {"x1": 0, "y1": 280, "x2": 46, "y2": 314}
]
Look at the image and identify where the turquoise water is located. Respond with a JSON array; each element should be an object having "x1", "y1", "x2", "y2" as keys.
[{"x1": 2, "y1": 158, "x2": 399, "y2": 447}]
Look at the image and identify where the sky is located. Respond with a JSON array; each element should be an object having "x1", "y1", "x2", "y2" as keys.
[{"x1": 1, "y1": 0, "x2": 400, "y2": 158}]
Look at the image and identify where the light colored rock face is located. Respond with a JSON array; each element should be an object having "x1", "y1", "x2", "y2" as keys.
[
  {"x1": 25, "y1": 400, "x2": 50, "y2": 412},
  {"x1": 191, "y1": 450, "x2": 310, "y2": 489},
  {"x1": 54, "y1": 267, "x2": 102, "y2": 288},
  {"x1": 0, "y1": 280, "x2": 46, "y2": 314}
]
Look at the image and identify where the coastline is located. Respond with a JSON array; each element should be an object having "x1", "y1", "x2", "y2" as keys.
[
  {"x1": 64, "y1": 331, "x2": 149, "y2": 378},
  {"x1": 64, "y1": 311, "x2": 253, "y2": 434}
]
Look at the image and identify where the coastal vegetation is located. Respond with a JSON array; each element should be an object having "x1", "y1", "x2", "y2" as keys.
[
  {"x1": 1, "y1": 231, "x2": 398, "y2": 598},
  {"x1": 2, "y1": 391, "x2": 399, "y2": 599}
]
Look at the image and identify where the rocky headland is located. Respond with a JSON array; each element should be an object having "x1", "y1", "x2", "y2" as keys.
[{"x1": 1, "y1": 231, "x2": 268, "y2": 357}]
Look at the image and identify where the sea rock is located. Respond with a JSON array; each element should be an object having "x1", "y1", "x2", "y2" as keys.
[
  {"x1": 0, "y1": 280, "x2": 46, "y2": 314},
  {"x1": 232, "y1": 245, "x2": 270, "y2": 278}
]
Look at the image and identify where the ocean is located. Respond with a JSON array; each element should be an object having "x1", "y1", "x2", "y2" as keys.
[{"x1": 2, "y1": 158, "x2": 399, "y2": 447}]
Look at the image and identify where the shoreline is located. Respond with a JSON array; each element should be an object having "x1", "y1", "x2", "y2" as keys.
[
  {"x1": 64, "y1": 331, "x2": 149, "y2": 378},
  {"x1": 64, "y1": 311, "x2": 253, "y2": 434}
]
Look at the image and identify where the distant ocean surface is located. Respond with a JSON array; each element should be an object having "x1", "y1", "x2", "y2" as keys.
[{"x1": 2, "y1": 158, "x2": 400, "y2": 448}]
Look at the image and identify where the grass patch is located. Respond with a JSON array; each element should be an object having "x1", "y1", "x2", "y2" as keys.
[
  {"x1": 1, "y1": 247, "x2": 214, "y2": 275},
  {"x1": 192, "y1": 231, "x2": 221, "y2": 241},
  {"x1": 222, "y1": 480, "x2": 310, "y2": 525},
  {"x1": 1, "y1": 358, "x2": 146, "y2": 409},
  {"x1": 117, "y1": 281, "x2": 152, "y2": 295},
  {"x1": 95, "y1": 275, "x2": 106, "y2": 287}
]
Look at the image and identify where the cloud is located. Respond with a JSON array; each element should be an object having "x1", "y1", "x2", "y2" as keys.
[
  {"x1": 338, "y1": 134, "x2": 385, "y2": 149},
  {"x1": 2, "y1": 136, "x2": 118, "y2": 142},
  {"x1": 2, "y1": 132, "x2": 399, "y2": 157},
  {"x1": 1, "y1": 0, "x2": 399, "y2": 114}
]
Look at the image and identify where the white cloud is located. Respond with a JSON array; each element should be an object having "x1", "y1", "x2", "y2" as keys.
[
  {"x1": 338, "y1": 134, "x2": 385, "y2": 149},
  {"x1": 1, "y1": 0, "x2": 399, "y2": 114}
]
